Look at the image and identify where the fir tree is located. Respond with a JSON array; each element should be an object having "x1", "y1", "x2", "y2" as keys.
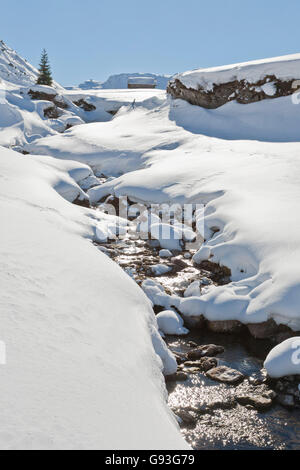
[{"x1": 36, "y1": 49, "x2": 53, "y2": 86}]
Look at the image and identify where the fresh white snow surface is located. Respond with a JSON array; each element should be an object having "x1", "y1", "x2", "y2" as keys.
[
  {"x1": 27, "y1": 96, "x2": 300, "y2": 331},
  {"x1": 157, "y1": 311, "x2": 189, "y2": 336},
  {"x1": 0, "y1": 146, "x2": 187, "y2": 450},
  {"x1": 264, "y1": 338, "x2": 300, "y2": 378}
]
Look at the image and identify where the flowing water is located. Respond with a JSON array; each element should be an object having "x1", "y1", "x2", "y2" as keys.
[{"x1": 92, "y1": 188, "x2": 300, "y2": 450}]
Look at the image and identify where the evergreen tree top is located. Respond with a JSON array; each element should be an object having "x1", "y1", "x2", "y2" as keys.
[{"x1": 36, "y1": 49, "x2": 53, "y2": 86}]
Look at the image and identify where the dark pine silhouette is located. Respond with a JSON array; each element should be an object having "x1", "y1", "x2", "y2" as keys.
[{"x1": 36, "y1": 49, "x2": 53, "y2": 86}]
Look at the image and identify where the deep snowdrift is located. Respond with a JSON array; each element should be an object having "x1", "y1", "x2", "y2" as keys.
[
  {"x1": 27, "y1": 97, "x2": 300, "y2": 331},
  {"x1": 0, "y1": 146, "x2": 186, "y2": 450}
]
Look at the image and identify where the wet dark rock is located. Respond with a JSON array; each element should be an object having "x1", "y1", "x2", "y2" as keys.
[
  {"x1": 182, "y1": 314, "x2": 206, "y2": 330},
  {"x1": 276, "y1": 394, "x2": 295, "y2": 408},
  {"x1": 236, "y1": 395, "x2": 273, "y2": 411},
  {"x1": 206, "y1": 365, "x2": 245, "y2": 385},
  {"x1": 248, "y1": 368, "x2": 268, "y2": 386},
  {"x1": 197, "y1": 396, "x2": 237, "y2": 414},
  {"x1": 247, "y1": 319, "x2": 292, "y2": 339},
  {"x1": 165, "y1": 371, "x2": 188, "y2": 382},
  {"x1": 187, "y1": 344, "x2": 224, "y2": 360},
  {"x1": 187, "y1": 341, "x2": 198, "y2": 348},
  {"x1": 207, "y1": 319, "x2": 245, "y2": 334},
  {"x1": 173, "y1": 352, "x2": 188, "y2": 365},
  {"x1": 173, "y1": 408, "x2": 197, "y2": 427},
  {"x1": 186, "y1": 367, "x2": 202, "y2": 374},
  {"x1": 184, "y1": 357, "x2": 218, "y2": 372}
]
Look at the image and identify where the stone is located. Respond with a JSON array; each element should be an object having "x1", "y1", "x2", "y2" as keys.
[
  {"x1": 173, "y1": 408, "x2": 197, "y2": 427},
  {"x1": 248, "y1": 369, "x2": 268, "y2": 386},
  {"x1": 276, "y1": 394, "x2": 295, "y2": 408},
  {"x1": 173, "y1": 352, "x2": 188, "y2": 365},
  {"x1": 206, "y1": 365, "x2": 245, "y2": 385},
  {"x1": 186, "y1": 367, "x2": 201, "y2": 374},
  {"x1": 182, "y1": 314, "x2": 206, "y2": 329},
  {"x1": 187, "y1": 344, "x2": 225, "y2": 360},
  {"x1": 207, "y1": 320, "x2": 244, "y2": 334},
  {"x1": 236, "y1": 395, "x2": 273, "y2": 411},
  {"x1": 197, "y1": 396, "x2": 236, "y2": 414},
  {"x1": 165, "y1": 371, "x2": 188, "y2": 383},
  {"x1": 184, "y1": 357, "x2": 218, "y2": 372},
  {"x1": 247, "y1": 319, "x2": 292, "y2": 339}
]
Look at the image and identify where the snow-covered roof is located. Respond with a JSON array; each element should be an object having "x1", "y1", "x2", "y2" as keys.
[{"x1": 128, "y1": 76, "x2": 157, "y2": 85}]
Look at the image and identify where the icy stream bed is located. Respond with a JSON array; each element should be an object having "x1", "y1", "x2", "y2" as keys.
[{"x1": 94, "y1": 227, "x2": 300, "y2": 450}]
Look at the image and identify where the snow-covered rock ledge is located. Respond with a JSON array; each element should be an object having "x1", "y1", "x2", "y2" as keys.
[
  {"x1": 0, "y1": 147, "x2": 186, "y2": 450},
  {"x1": 167, "y1": 54, "x2": 300, "y2": 108}
]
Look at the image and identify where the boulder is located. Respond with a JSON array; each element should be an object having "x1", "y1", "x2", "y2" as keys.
[
  {"x1": 206, "y1": 365, "x2": 245, "y2": 385},
  {"x1": 187, "y1": 344, "x2": 224, "y2": 360}
]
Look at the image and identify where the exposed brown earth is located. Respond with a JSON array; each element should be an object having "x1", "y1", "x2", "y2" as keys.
[{"x1": 167, "y1": 75, "x2": 296, "y2": 109}]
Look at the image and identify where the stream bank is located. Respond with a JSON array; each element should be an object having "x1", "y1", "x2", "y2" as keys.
[{"x1": 89, "y1": 191, "x2": 300, "y2": 450}]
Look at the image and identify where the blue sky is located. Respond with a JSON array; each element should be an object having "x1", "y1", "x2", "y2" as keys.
[{"x1": 1, "y1": 0, "x2": 300, "y2": 85}]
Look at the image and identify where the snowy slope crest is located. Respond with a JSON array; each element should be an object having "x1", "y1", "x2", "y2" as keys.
[{"x1": 0, "y1": 40, "x2": 39, "y2": 86}]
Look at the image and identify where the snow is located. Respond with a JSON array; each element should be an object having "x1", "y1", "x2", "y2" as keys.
[
  {"x1": 264, "y1": 338, "x2": 300, "y2": 378},
  {"x1": 151, "y1": 264, "x2": 172, "y2": 276},
  {"x1": 99, "y1": 73, "x2": 172, "y2": 90},
  {"x1": 260, "y1": 82, "x2": 277, "y2": 96},
  {"x1": 142, "y1": 279, "x2": 180, "y2": 311},
  {"x1": 173, "y1": 53, "x2": 300, "y2": 91},
  {"x1": 0, "y1": 146, "x2": 186, "y2": 450},
  {"x1": 184, "y1": 281, "x2": 202, "y2": 298},
  {"x1": 159, "y1": 249, "x2": 173, "y2": 258},
  {"x1": 157, "y1": 311, "x2": 189, "y2": 336},
  {"x1": 27, "y1": 93, "x2": 300, "y2": 331}
]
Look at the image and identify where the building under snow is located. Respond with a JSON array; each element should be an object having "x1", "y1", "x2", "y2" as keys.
[{"x1": 128, "y1": 77, "x2": 157, "y2": 89}]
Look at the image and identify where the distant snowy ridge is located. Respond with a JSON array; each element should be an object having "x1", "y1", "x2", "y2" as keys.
[{"x1": 77, "y1": 73, "x2": 173, "y2": 90}]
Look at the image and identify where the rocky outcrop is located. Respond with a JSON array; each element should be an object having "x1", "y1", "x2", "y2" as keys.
[
  {"x1": 73, "y1": 99, "x2": 96, "y2": 112},
  {"x1": 167, "y1": 75, "x2": 296, "y2": 109},
  {"x1": 43, "y1": 106, "x2": 62, "y2": 119},
  {"x1": 28, "y1": 89, "x2": 69, "y2": 109}
]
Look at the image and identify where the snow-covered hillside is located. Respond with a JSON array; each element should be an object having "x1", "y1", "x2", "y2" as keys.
[
  {"x1": 0, "y1": 146, "x2": 186, "y2": 450},
  {"x1": 0, "y1": 41, "x2": 167, "y2": 149},
  {"x1": 0, "y1": 40, "x2": 39, "y2": 86},
  {"x1": 27, "y1": 93, "x2": 300, "y2": 333}
]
